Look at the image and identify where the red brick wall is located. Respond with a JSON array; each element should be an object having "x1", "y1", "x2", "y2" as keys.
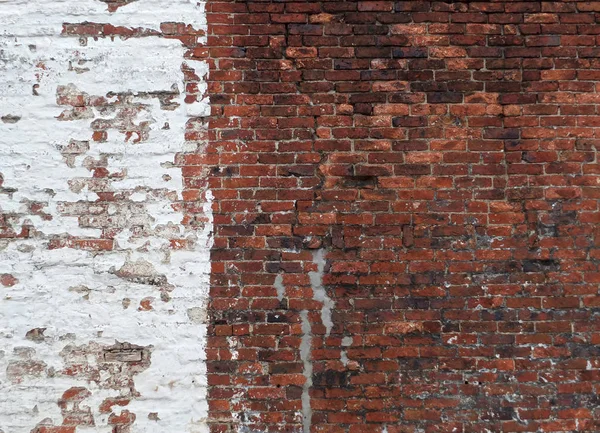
[{"x1": 204, "y1": 1, "x2": 600, "y2": 432}]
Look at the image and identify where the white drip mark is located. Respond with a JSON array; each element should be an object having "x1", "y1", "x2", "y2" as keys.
[
  {"x1": 340, "y1": 336, "x2": 352, "y2": 367},
  {"x1": 309, "y1": 249, "x2": 334, "y2": 337},
  {"x1": 299, "y1": 310, "x2": 313, "y2": 433},
  {"x1": 274, "y1": 274, "x2": 285, "y2": 302}
]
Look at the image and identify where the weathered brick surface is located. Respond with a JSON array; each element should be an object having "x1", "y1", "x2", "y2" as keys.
[
  {"x1": 3, "y1": 1, "x2": 600, "y2": 432},
  {"x1": 204, "y1": 1, "x2": 600, "y2": 432}
]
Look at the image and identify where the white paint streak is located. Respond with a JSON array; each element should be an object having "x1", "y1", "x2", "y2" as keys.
[
  {"x1": 296, "y1": 250, "x2": 335, "y2": 433},
  {"x1": 0, "y1": 1, "x2": 210, "y2": 432},
  {"x1": 299, "y1": 311, "x2": 313, "y2": 433},
  {"x1": 340, "y1": 336, "x2": 352, "y2": 367},
  {"x1": 309, "y1": 249, "x2": 334, "y2": 337},
  {"x1": 274, "y1": 274, "x2": 285, "y2": 302}
]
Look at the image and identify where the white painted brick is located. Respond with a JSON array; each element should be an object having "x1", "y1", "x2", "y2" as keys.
[{"x1": 0, "y1": 1, "x2": 210, "y2": 432}]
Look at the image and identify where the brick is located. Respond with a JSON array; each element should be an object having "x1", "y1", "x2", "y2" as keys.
[{"x1": 201, "y1": 2, "x2": 600, "y2": 433}]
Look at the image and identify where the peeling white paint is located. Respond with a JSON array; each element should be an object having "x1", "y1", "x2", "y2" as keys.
[
  {"x1": 0, "y1": 1, "x2": 210, "y2": 432},
  {"x1": 0, "y1": 0, "x2": 207, "y2": 37}
]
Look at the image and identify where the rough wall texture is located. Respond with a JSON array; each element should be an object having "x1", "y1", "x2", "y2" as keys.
[
  {"x1": 0, "y1": 1, "x2": 211, "y2": 432},
  {"x1": 204, "y1": 1, "x2": 600, "y2": 433},
  {"x1": 3, "y1": 1, "x2": 600, "y2": 433}
]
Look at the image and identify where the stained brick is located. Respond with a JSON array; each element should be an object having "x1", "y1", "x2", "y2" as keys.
[{"x1": 204, "y1": 1, "x2": 600, "y2": 433}]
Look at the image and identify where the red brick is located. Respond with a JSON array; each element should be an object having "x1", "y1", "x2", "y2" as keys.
[{"x1": 203, "y1": 2, "x2": 600, "y2": 431}]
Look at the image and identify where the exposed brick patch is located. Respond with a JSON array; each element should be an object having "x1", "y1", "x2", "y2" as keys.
[
  {"x1": 98, "y1": 0, "x2": 139, "y2": 13},
  {"x1": 205, "y1": 1, "x2": 600, "y2": 432},
  {"x1": 0, "y1": 273, "x2": 18, "y2": 287}
]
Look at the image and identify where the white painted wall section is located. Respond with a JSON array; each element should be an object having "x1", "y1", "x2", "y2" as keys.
[{"x1": 0, "y1": 1, "x2": 210, "y2": 432}]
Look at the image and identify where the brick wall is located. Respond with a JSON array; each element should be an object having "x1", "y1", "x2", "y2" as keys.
[
  {"x1": 205, "y1": 1, "x2": 600, "y2": 432},
  {"x1": 2, "y1": 1, "x2": 600, "y2": 432}
]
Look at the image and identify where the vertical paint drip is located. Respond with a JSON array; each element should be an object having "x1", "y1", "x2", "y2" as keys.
[
  {"x1": 309, "y1": 249, "x2": 334, "y2": 337},
  {"x1": 299, "y1": 310, "x2": 313, "y2": 433},
  {"x1": 274, "y1": 274, "x2": 286, "y2": 302}
]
